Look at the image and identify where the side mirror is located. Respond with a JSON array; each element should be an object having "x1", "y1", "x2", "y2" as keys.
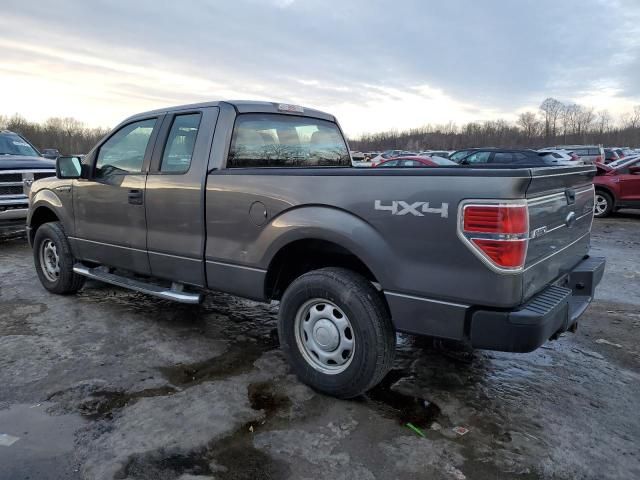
[
  {"x1": 628, "y1": 166, "x2": 640, "y2": 175},
  {"x1": 56, "y1": 156, "x2": 83, "y2": 179}
]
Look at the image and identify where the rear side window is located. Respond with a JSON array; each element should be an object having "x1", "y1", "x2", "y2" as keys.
[
  {"x1": 588, "y1": 148, "x2": 600, "y2": 155},
  {"x1": 227, "y1": 114, "x2": 350, "y2": 168},
  {"x1": 379, "y1": 160, "x2": 399, "y2": 167},
  {"x1": 492, "y1": 152, "x2": 513, "y2": 163},
  {"x1": 161, "y1": 113, "x2": 201, "y2": 173},
  {"x1": 573, "y1": 148, "x2": 589, "y2": 156}
]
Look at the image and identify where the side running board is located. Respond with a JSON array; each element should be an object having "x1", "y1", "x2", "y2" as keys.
[{"x1": 73, "y1": 264, "x2": 202, "y2": 304}]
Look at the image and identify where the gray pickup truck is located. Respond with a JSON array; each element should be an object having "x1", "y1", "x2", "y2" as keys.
[{"x1": 27, "y1": 101, "x2": 605, "y2": 397}]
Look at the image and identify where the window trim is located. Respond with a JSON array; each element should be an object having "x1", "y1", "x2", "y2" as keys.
[
  {"x1": 224, "y1": 112, "x2": 351, "y2": 169},
  {"x1": 92, "y1": 116, "x2": 162, "y2": 179},
  {"x1": 152, "y1": 111, "x2": 203, "y2": 175}
]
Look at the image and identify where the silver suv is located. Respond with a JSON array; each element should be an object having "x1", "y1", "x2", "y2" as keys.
[{"x1": 550, "y1": 145, "x2": 604, "y2": 165}]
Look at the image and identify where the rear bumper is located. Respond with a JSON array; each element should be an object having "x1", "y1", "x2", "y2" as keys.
[{"x1": 469, "y1": 256, "x2": 605, "y2": 352}]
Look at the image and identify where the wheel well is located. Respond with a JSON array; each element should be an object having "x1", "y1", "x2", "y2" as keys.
[
  {"x1": 29, "y1": 207, "x2": 60, "y2": 243},
  {"x1": 265, "y1": 239, "x2": 379, "y2": 300}
]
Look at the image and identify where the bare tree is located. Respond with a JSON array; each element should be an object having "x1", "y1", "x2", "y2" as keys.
[
  {"x1": 596, "y1": 110, "x2": 612, "y2": 135},
  {"x1": 540, "y1": 98, "x2": 564, "y2": 141},
  {"x1": 621, "y1": 105, "x2": 640, "y2": 129},
  {"x1": 517, "y1": 111, "x2": 542, "y2": 140}
]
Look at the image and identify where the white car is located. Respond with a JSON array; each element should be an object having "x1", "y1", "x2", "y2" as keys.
[
  {"x1": 537, "y1": 149, "x2": 583, "y2": 166},
  {"x1": 419, "y1": 150, "x2": 453, "y2": 159}
]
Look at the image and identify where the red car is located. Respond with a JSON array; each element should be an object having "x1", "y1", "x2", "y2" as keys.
[
  {"x1": 593, "y1": 156, "x2": 640, "y2": 217},
  {"x1": 374, "y1": 155, "x2": 456, "y2": 167}
]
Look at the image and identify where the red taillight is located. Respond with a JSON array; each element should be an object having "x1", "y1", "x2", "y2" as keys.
[
  {"x1": 595, "y1": 156, "x2": 603, "y2": 163},
  {"x1": 470, "y1": 239, "x2": 528, "y2": 269},
  {"x1": 463, "y1": 205, "x2": 528, "y2": 234},
  {"x1": 460, "y1": 203, "x2": 529, "y2": 270}
]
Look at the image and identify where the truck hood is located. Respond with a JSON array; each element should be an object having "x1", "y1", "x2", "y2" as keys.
[{"x1": 0, "y1": 155, "x2": 56, "y2": 170}]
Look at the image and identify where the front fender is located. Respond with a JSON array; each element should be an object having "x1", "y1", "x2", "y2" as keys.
[
  {"x1": 257, "y1": 205, "x2": 393, "y2": 286},
  {"x1": 29, "y1": 187, "x2": 74, "y2": 235}
]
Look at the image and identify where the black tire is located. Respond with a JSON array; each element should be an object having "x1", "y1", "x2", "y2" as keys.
[
  {"x1": 33, "y1": 222, "x2": 85, "y2": 294},
  {"x1": 278, "y1": 267, "x2": 395, "y2": 398},
  {"x1": 594, "y1": 190, "x2": 613, "y2": 218}
]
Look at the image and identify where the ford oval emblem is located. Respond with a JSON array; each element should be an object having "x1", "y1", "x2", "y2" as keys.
[{"x1": 565, "y1": 211, "x2": 576, "y2": 228}]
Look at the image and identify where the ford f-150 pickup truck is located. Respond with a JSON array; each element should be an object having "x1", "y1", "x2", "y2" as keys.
[{"x1": 27, "y1": 101, "x2": 605, "y2": 397}]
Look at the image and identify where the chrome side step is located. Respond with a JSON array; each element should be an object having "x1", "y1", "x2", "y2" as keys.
[{"x1": 73, "y1": 264, "x2": 202, "y2": 304}]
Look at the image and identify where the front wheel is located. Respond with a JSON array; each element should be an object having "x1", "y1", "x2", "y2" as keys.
[
  {"x1": 278, "y1": 267, "x2": 396, "y2": 398},
  {"x1": 33, "y1": 222, "x2": 85, "y2": 294},
  {"x1": 594, "y1": 191, "x2": 613, "y2": 218}
]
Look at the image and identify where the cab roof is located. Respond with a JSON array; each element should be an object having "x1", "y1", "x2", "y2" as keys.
[{"x1": 123, "y1": 100, "x2": 336, "y2": 124}]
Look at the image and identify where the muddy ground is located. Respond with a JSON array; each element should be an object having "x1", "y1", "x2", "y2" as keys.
[{"x1": 0, "y1": 212, "x2": 639, "y2": 480}]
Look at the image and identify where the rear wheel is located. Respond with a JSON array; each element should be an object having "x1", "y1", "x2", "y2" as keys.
[
  {"x1": 33, "y1": 222, "x2": 85, "y2": 294},
  {"x1": 594, "y1": 191, "x2": 613, "y2": 218},
  {"x1": 278, "y1": 267, "x2": 396, "y2": 398}
]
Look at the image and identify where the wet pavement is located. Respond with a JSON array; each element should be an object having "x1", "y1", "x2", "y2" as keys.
[{"x1": 1, "y1": 211, "x2": 639, "y2": 480}]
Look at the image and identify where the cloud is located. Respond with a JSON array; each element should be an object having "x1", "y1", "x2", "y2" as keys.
[{"x1": 0, "y1": 0, "x2": 638, "y2": 135}]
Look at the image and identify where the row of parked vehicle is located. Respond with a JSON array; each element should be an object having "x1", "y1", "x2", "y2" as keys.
[
  {"x1": 349, "y1": 145, "x2": 640, "y2": 218},
  {"x1": 352, "y1": 145, "x2": 640, "y2": 168}
]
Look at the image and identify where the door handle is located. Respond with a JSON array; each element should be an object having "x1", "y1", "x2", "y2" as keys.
[{"x1": 128, "y1": 189, "x2": 144, "y2": 205}]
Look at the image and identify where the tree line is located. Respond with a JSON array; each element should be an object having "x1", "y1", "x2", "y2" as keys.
[
  {"x1": 0, "y1": 114, "x2": 109, "y2": 155},
  {"x1": 349, "y1": 98, "x2": 640, "y2": 152},
  {"x1": 3, "y1": 97, "x2": 640, "y2": 155}
]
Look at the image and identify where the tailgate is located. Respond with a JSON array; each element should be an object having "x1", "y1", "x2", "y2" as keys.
[{"x1": 523, "y1": 166, "x2": 596, "y2": 300}]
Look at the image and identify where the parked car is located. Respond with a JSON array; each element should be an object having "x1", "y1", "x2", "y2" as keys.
[
  {"x1": 369, "y1": 150, "x2": 417, "y2": 166},
  {"x1": 375, "y1": 156, "x2": 456, "y2": 167},
  {"x1": 593, "y1": 155, "x2": 640, "y2": 217},
  {"x1": 27, "y1": 100, "x2": 604, "y2": 398},
  {"x1": 537, "y1": 149, "x2": 583, "y2": 166},
  {"x1": 613, "y1": 148, "x2": 625, "y2": 159},
  {"x1": 0, "y1": 130, "x2": 56, "y2": 238},
  {"x1": 604, "y1": 148, "x2": 620, "y2": 164},
  {"x1": 452, "y1": 148, "x2": 578, "y2": 166},
  {"x1": 419, "y1": 150, "x2": 453, "y2": 159},
  {"x1": 550, "y1": 145, "x2": 604, "y2": 165},
  {"x1": 41, "y1": 148, "x2": 61, "y2": 160},
  {"x1": 350, "y1": 151, "x2": 365, "y2": 161}
]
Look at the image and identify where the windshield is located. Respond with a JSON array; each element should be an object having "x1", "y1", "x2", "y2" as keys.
[{"x1": 0, "y1": 132, "x2": 40, "y2": 157}]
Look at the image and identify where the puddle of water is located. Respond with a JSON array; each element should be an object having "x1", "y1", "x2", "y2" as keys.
[
  {"x1": 214, "y1": 442, "x2": 291, "y2": 480},
  {"x1": 0, "y1": 301, "x2": 47, "y2": 336},
  {"x1": 363, "y1": 369, "x2": 441, "y2": 430},
  {"x1": 247, "y1": 381, "x2": 292, "y2": 417},
  {"x1": 0, "y1": 403, "x2": 83, "y2": 479},
  {"x1": 121, "y1": 451, "x2": 213, "y2": 479},
  {"x1": 121, "y1": 420, "x2": 290, "y2": 480},
  {"x1": 80, "y1": 386, "x2": 178, "y2": 420},
  {"x1": 159, "y1": 340, "x2": 276, "y2": 388}
]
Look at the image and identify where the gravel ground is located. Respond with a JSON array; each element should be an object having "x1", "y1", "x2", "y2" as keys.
[{"x1": 0, "y1": 211, "x2": 639, "y2": 480}]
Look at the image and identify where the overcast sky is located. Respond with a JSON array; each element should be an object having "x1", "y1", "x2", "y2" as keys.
[{"x1": 1, "y1": 0, "x2": 639, "y2": 136}]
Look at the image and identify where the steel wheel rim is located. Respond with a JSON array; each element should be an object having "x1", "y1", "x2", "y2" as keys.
[
  {"x1": 594, "y1": 194, "x2": 608, "y2": 215},
  {"x1": 40, "y1": 239, "x2": 60, "y2": 282},
  {"x1": 294, "y1": 298, "x2": 355, "y2": 375}
]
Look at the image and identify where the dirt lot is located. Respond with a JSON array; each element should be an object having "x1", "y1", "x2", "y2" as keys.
[{"x1": 1, "y1": 212, "x2": 639, "y2": 480}]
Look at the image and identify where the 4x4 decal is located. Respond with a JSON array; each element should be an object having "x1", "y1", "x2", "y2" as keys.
[{"x1": 374, "y1": 200, "x2": 449, "y2": 218}]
